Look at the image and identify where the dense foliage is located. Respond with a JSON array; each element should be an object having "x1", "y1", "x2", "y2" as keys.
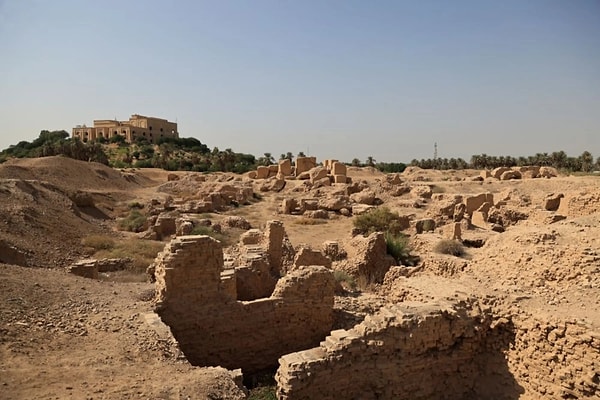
[
  {"x1": 0, "y1": 131, "x2": 255, "y2": 172},
  {"x1": 0, "y1": 130, "x2": 108, "y2": 164}
]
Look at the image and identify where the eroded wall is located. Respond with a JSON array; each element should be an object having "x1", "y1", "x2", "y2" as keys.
[
  {"x1": 501, "y1": 314, "x2": 599, "y2": 398},
  {"x1": 275, "y1": 299, "x2": 599, "y2": 400},
  {"x1": 276, "y1": 299, "x2": 499, "y2": 400},
  {"x1": 154, "y1": 235, "x2": 336, "y2": 374}
]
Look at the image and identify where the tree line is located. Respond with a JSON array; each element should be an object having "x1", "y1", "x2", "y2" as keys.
[
  {"x1": 1, "y1": 131, "x2": 597, "y2": 174},
  {"x1": 410, "y1": 151, "x2": 599, "y2": 173}
]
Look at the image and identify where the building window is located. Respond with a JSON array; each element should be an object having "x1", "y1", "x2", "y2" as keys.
[
  {"x1": 114, "y1": 131, "x2": 118, "y2": 135},
  {"x1": 149, "y1": 126, "x2": 152, "y2": 131},
  {"x1": 143, "y1": 132, "x2": 146, "y2": 136},
  {"x1": 122, "y1": 130, "x2": 126, "y2": 134},
  {"x1": 160, "y1": 128, "x2": 163, "y2": 132}
]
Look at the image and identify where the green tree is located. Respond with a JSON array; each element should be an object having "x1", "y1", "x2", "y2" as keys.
[
  {"x1": 580, "y1": 151, "x2": 594, "y2": 172},
  {"x1": 258, "y1": 152, "x2": 275, "y2": 166}
]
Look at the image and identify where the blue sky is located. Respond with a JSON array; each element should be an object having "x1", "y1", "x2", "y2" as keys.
[{"x1": 1, "y1": 0, "x2": 599, "y2": 163}]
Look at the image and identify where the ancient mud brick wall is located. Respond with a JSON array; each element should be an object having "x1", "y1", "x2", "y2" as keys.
[
  {"x1": 275, "y1": 296, "x2": 599, "y2": 400},
  {"x1": 499, "y1": 315, "x2": 599, "y2": 398},
  {"x1": 276, "y1": 300, "x2": 494, "y2": 400},
  {"x1": 154, "y1": 235, "x2": 335, "y2": 374}
]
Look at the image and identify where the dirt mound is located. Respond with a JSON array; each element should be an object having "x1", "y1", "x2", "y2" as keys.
[
  {"x1": 0, "y1": 179, "x2": 112, "y2": 267},
  {"x1": 0, "y1": 156, "x2": 155, "y2": 192},
  {"x1": 0, "y1": 157, "x2": 167, "y2": 267}
]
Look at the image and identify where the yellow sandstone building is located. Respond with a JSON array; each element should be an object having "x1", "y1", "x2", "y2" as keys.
[{"x1": 72, "y1": 114, "x2": 178, "y2": 144}]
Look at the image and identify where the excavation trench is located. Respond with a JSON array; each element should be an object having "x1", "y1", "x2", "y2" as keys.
[{"x1": 154, "y1": 235, "x2": 599, "y2": 399}]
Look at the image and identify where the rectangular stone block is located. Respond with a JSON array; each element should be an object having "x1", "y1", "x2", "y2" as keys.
[
  {"x1": 331, "y1": 162, "x2": 347, "y2": 176},
  {"x1": 333, "y1": 174, "x2": 347, "y2": 184}
]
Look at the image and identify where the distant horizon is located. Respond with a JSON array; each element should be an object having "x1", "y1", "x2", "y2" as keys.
[
  {"x1": 1, "y1": 1, "x2": 599, "y2": 163},
  {"x1": 2, "y1": 127, "x2": 597, "y2": 167}
]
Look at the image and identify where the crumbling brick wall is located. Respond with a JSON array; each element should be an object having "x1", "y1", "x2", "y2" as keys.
[
  {"x1": 276, "y1": 299, "x2": 496, "y2": 400},
  {"x1": 275, "y1": 299, "x2": 599, "y2": 400},
  {"x1": 497, "y1": 314, "x2": 599, "y2": 398},
  {"x1": 154, "y1": 235, "x2": 336, "y2": 374}
]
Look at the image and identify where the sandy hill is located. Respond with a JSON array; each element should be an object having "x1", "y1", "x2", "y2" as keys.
[
  {"x1": 0, "y1": 156, "x2": 156, "y2": 192},
  {"x1": 0, "y1": 157, "x2": 166, "y2": 268}
]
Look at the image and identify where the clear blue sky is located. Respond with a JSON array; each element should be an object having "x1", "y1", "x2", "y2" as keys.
[{"x1": 1, "y1": 0, "x2": 599, "y2": 163}]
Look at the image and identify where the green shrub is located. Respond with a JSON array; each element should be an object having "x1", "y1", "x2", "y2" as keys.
[
  {"x1": 133, "y1": 159, "x2": 153, "y2": 168},
  {"x1": 353, "y1": 207, "x2": 406, "y2": 235},
  {"x1": 118, "y1": 209, "x2": 147, "y2": 232},
  {"x1": 385, "y1": 232, "x2": 418, "y2": 266},
  {"x1": 434, "y1": 239, "x2": 466, "y2": 257},
  {"x1": 111, "y1": 160, "x2": 129, "y2": 168},
  {"x1": 248, "y1": 386, "x2": 277, "y2": 400}
]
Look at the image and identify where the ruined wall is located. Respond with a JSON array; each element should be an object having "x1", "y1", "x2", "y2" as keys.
[
  {"x1": 276, "y1": 299, "x2": 497, "y2": 400},
  {"x1": 154, "y1": 235, "x2": 335, "y2": 374},
  {"x1": 275, "y1": 298, "x2": 599, "y2": 400},
  {"x1": 498, "y1": 314, "x2": 599, "y2": 399}
]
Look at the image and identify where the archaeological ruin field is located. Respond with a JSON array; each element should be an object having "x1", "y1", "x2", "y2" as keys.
[{"x1": 0, "y1": 156, "x2": 598, "y2": 399}]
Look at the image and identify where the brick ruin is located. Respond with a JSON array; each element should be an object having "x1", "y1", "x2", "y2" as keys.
[
  {"x1": 277, "y1": 298, "x2": 501, "y2": 399},
  {"x1": 276, "y1": 300, "x2": 599, "y2": 399},
  {"x1": 153, "y1": 225, "x2": 599, "y2": 398},
  {"x1": 153, "y1": 234, "x2": 336, "y2": 374}
]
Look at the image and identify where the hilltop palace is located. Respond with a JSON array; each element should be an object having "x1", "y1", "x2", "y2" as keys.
[{"x1": 72, "y1": 114, "x2": 178, "y2": 144}]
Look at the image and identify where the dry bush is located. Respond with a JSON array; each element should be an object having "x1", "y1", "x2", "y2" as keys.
[
  {"x1": 293, "y1": 218, "x2": 327, "y2": 225},
  {"x1": 190, "y1": 225, "x2": 227, "y2": 243},
  {"x1": 94, "y1": 239, "x2": 165, "y2": 274},
  {"x1": 190, "y1": 225, "x2": 243, "y2": 247},
  {"x1": 356, "y1": 273, "x2": 376, "y2": 291},
  {"x1": 333, "y1": 270, "x2": 357, "y2": 291},
  {"x1": 118, "y1": 209, "x2": 147, "y2": 232},
  {"x1": 81, "y1": 235, "x2": 115, "y2": 251},
  {"x1": 434, "y1": 239, "x2": 466, "y2": 257}
]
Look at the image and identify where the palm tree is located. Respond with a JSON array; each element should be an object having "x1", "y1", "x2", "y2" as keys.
[
  {"x1": 580, "y1": 151, "x2": 594, "y2": 172},
  {"x1": 365, "y1": 156, "x2": 376, "y2": 167},
  {"x1": 550, "y1": 151, "x2": 567, "y2": 169},
  {"x1": 351, "y1": 158, "x2": 361, "y2": 167}
]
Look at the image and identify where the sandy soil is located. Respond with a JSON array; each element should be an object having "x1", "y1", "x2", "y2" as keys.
[{"x1": 1, "y1": 156, "x2": 598, "y2": 398}]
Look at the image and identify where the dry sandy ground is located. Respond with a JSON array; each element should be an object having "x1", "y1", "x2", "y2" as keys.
[{"x1": 0, "y1": 156, "x2": 599, "y2": 399}]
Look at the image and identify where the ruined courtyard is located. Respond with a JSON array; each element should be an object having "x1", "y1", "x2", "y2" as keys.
[{"x1": 0, "y1": 156, "x2": 598, "y2": 399}]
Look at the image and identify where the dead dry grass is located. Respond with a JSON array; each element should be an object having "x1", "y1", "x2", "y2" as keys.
[{"x1": 82, "y1": 235, "x2": 165, "y2": 274}]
